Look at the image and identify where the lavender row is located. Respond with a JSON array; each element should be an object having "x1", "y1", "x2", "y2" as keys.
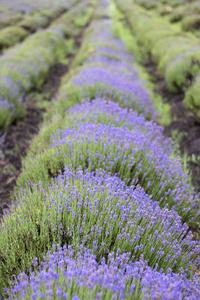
[
  {"x1": 0, "y1": 26, "x2": 66, "y2": 130},
  {"x1": 0, "y1": 0, "x2": 92, "y2": 130},
  {"x1": 114, "y1": 0, "x2": 200, "y2": 121},
  {"x1": 54, "y1": 19, "x2": 156, "y2": 121},
  {"x1": 17, "y1": 98, "x2": 199, "y2": 225},
  {"x1": 2, "y1": 169, "x2": 200, "y2": 298},
  {"x1": 5, "y1": 241, "x2": 200, "y2": 299},
  {"x1": 0, "y1": 5, "x2": 72, "y2": 51},
  {"x1": 0, "y1": 2, "x2": 74, "y2": 38},
  {"x1": 0, "y1": 0, "x2": 74, "y2": 14}
]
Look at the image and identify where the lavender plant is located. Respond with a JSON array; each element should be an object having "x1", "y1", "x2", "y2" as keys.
[
  {"x1": 69, "y1": 65, "x2": 155, "y2": 119},
  {"x1": 114, "y1": 0, "x2": 200, "y2": 121},
  {"x1": 5, "y1": 244, "x2": 200, "y2": 300},
  {"x1": 0, "y1": 99, "x2": 16, "y2": 130},
  {"x1": 27, "y1": 97, "x2": 167, "y2": 167},
  {"x1": 0, "y1": 0, "x2": 94, "y2": 130},
  {"x1": 0, "y1": 28, "x2": 65, "y2": 129},
  {"x1": 52, "y1": 19, "x2": 166, "y2": 122},
  {"x1": 0, "y1": 169, "x2": 199, "y2": 295},
  {"x1": 0, "y1": 26, "x2": 29, "y2": 50},
  {"x1": 17, "y1": 107, "x2": 199, "y2": 225}
]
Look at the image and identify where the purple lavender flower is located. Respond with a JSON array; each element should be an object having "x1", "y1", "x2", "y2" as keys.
[
  {"x1": 6, "y1": 244, "x2": 200, "y2": 300},
  {"x1": 58, "y1": 18, "x2": 156, "y2": 119},
  {"x1": 22, "y1": 110, "x2": 199, "y2": 225},
  {"x1": 70, "y1": 57, "x2": 155, "y2": 119},
  {"x1": 3, "y1": 168, "x2": 198, "y2": 279}
]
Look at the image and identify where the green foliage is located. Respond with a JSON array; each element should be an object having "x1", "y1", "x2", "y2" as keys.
[
  {"x1": 0, "y1": 18, "x2": 77, "y2": 129},
  {"x1": 183, "y1": 76, "x2": 200, "y2": 121},
  {"x1": 157, "y1": 4, "x2": 174, "y2": 16},
  {"x1": 170, "y1": 130, "x2": 192, "y2": 176},
  {"x1": 28, "y1": 92, "x2": 51, "y2": 110},
  {"x1": 0, "y1": 108, "x2": 25, "y2": 131},
  {"x1": 19, "y1": 14, "x2": 50, "y2": 32},
  {"x1": 50, "y1": 10, "x2": 76, "y2": 29},
  {"x1": 110, "y1": 3, "x2": 171, "y2": 125},
  {"x1": 74, "y1": 7, "x2": 93, "y2": 28},
  {"x1": 133, "y1": 63, "x2": 171, "y2": 126},
  {"x1": 181, "y1": 15, "x2": 200, "y2": 32},
  {"x1": 0, "y1": 83, "x2": 25, "y2": 130},
  {"x1": 111, "y1": 4, "x2": 143, "y2": 61},
  {"x1": 0, "y1": 26, "x2": 28, "y2": 49},
  {"x1": 168, "y1": 1, "x2": 200, "y2": 24},
  {"x1": 135, "y1": 0, "x2": 157, "y2": 10},
  {"x1": 165, "y1": 48, "x2": 200, "y2": 92},
  {"x1": 51, "y1": 2, "x2": 95, "y2": 36},
  {"x1": 0, "y1": 13, "x2": 22, "y2": 29},
  {"x1": 53, "y1": 24, "x2": 72, "y2": 38},
  {"x1": 39, "y1": 6, "x2": 67, "y2": 19},
  {"x1": 0, "y1": 107, "x2": 20, "y2": 132},
  {"x1": 169, "y1": 8, "x2": 187, "y2": 23},
  {"x1": 115, "y1": 0, "x2": 200, "y2": 120}
]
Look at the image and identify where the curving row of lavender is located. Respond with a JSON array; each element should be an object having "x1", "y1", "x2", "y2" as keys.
[
  {"x1": 0, "y1": 0, "x2": 92, "y2": 130},
  {"x1": 0, "y1": 0, "x2": 73, "y2": 32},
  {"x1": 0, "y1": 0, "x2": 73, "y2": 14},
  {"x1": 1, "y1": 1, "x2": 200, "y2": 299}
]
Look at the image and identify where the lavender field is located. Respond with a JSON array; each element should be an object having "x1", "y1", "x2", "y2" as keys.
[{"x1": 0, "y1": 0, "x2": 200, "y2": 299}]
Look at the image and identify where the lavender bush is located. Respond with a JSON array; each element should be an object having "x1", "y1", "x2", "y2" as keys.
[
  {"x1": 17, "y1": 102, "x2": 199, "y2": 225},
  {"x1": 0, "y1": 0, "x2": 92, "y2": 130},
  {"x1": 5, "y1": 244, "x2": 200, "y2": 300},
  {"x1": 57, "y1": 20, "x2": 156, "y2": 120},
  {"x1": 0, "y1": 169, "x2": 199, "y2": 295}
]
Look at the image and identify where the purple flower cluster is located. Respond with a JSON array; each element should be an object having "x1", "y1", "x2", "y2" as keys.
[
  {"x1": 66, "y1": 98, "x2": 164, "y2": 141},
  {"x1": 6, "y1": 244, "x2": 200, "y2": 300},
  {"x1": 0, "y1": 76, "x2": 24, "y2": 108},
  {"x1": 72, "y1": 66, "x2": 155, "y2": 117},
  {"x1": 86, "y1": 20, "x2": 126, "y2": 51},
  {"x1": 86, "y1": 56, "x2": 139, "y2": 78},
  {"x1": 18, "y1": 96, "x2": 200, "y2": 223},
  {"x1": 0, "y1": 99, "x2": 15, "y2": 126},
  {"x1": 91, "y1": 46, "x2": 134, "y2": 62},
  {"x1": 47, "y1": 113, "x2": 199, "y2": 223},
  {"x1": 0, "y1": 99, "x2": 15, "y2": 113},
  {"x1": 60, "y1": 19, "x2": 156, "y2": 119},
  {"x1": 6, "y1": 168, "x2": 198, "y2": 274}
]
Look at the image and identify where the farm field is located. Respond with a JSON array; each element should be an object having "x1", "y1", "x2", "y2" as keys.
[{"x1": 0, "y1": 0, "x2": 200, "y2": 299}]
